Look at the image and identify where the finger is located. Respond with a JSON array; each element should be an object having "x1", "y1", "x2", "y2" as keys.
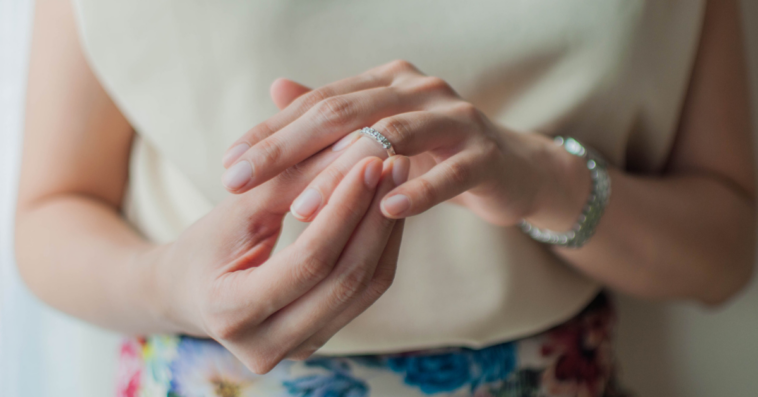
[
  {"x1": 291, "y1": 136, "x2": 409, "y2": 222},
  {"x1": 222, "y1": 85, "x2": 417, "y2": 193},
  {"x1": 288, "y1": 110, "x2": 473, "y2": 221},
  {"x1": 209, "y1": 145, "x2": 350, "y2": 275},
  {"x1": 250, "y1": 157, "x2": 409, "y2": 369},
  {"x1": 368, "y1": 59, "x2": 424, "y2": 83},
  {"x1": 222, "y1": 72, "x2": 389, "y2": 168},
  {"x1": 369, "y1": 106, "x2": 478, "y2": 156},
  {"x1": 222, "y1": 59, "x2": 428, "y2": 168},
  {"x1": 246, "y1": 142, "x2": 350, "y2": 217},
  {"x1": 288, "y1": 218, "x2": 405, "y2": 360},
  {"x1": 270, "y1": 78, "x2": 312, "y2": 110},
  {"x1": 290, "y1": 136, "x2": 387, "y2": 221},
  {"x1": 214, "y1": 157, "x2": 384, "y2": 337},
  {"x1": 382, "y1": 149, "x2": 489, "y2": 218}
]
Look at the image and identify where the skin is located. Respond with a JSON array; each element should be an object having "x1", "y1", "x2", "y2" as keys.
[
  {"x1": 14, "y1": 0, "x2": 754, "y2": 374},
  {"x1": 222, "y1": 0, "x2": 755, "y2": 304},
  {"x1": 15, "y1": 0, "x2": 410, "y2": 373}
]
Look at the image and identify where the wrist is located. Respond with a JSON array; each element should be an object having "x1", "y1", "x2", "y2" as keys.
[
  {"x1": 132, "y1": 243, "x2": 202, "y2": 336},
  {"x1": 523, "y1": 135, "x2": 592, "y2": 232}
]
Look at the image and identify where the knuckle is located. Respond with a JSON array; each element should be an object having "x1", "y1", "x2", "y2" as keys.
[
  {"x1": 416, "y1": 76, "x2": 454, "y2": 95},
  {"x1": 295, "y1": 246, "x2": 335, "y2": 283},
  {"x1": 334, "y1": 264, "x2": 373, "y2": 305},
  {"x1": 257, "y1": 138, "x2": 285, "y2": 167},
  {"x1": 361, "y1": 72, "x2": 382, "y2": 87},
  {"x1": 246, "y1": 354, "x2": 279, "y2": 375},
  {"x1": 200, "y1": 291, "x2": 248, "y2": 341},
  {"x1": 334, "y1": 200, "x2": 368, "y2": 223},
  {"x1": 414, "y1": 177, "x2": 438, "y2": 206},
  {"x1": 346, "y1": 204, "x2": 368, "y2": 221},
  {"x1": 247, "y1": 119, "x2": 276, "y2": 142},
  {"x1": 277, "y1": 162, "x2": 307, "y2": 184},
  {"x1": 444, "y1": 160, "x2": 472, "y2": 186},
  {"x1": 322, "y1": 164, "x2": 349, "y2": 186},
  {"x1": 452, "y1": 102, "x2": 480, "y2": 119},
  {"x1": 479, "y1": 135, "x2": 502, "y2": 160},
  {"x1": 288, "y1": 348, "x2": 318, "y2": 361},
  {"x1": 299, "y1": 87, "x2": 335, "y2": 110},
  {"x1": 452, "y1": 102, "x2": 487, "y2": 131},
  {"x1": 206, "y1": 316, "x2": 245, "y2": 341},
  {"x1": 369, "y1": 268, "x2": 396, "y2": 296},
  {"x1": 315, "y1": 96, "x2": 356, "y2": 128},
  {"x1": 376, "y1": 117, "x2": 413, "y2": 147},
  {"x1": 385, "y1": 59, "x2": 418, "y2": 74}
]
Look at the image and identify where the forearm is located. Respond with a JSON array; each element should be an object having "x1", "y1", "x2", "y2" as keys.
[
  {"x1": 14, "y1": 194, "x2": 180, "y2": 334},
  {"x1": 522, "y1": 0, "x2": 754, "y2": 305},
  {"x1": 555, "y1": 168, "x2": 755, "y2": 304}
]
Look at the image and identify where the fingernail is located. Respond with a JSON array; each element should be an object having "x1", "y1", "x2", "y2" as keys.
[
  {"x1": 382, "y1": 195, "x2": 410, "y2": 216},
  {"x1": 222, "y1": 161, "x2": 253, "y2": 190},
  {"x1": 222, "y1": 143, "x2": 250, "y2": 167},
  {"x1": 291, "y1": 188, "x2": 322, "y2": 219},
  {"x1": 364, "y1": 160, "x2": 382, "y2": 188},
  {"x1": 332, "y1": 132, "x2": 356, "y2": 151},
  {"x1": 392, "y1": 156, "x2": 410, "y2": 185}
]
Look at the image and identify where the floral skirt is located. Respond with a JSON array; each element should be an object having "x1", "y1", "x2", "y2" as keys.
[{"x1": 117, "y1": 293, "x2": 625, "y2": 397}]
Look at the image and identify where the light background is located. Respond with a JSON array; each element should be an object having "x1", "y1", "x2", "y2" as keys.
[{"x1": 1, "y1": 1, "x2": 757, "y2": 396}]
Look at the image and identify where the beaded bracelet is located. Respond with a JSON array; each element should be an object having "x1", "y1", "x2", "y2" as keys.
[{"x1": 518, "y1": 136, "x2": 611, "y2": 248}]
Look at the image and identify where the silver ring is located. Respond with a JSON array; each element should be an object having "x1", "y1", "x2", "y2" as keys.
[{"x1": 359, "y1": 127, "x2": 396, "y2": 156}]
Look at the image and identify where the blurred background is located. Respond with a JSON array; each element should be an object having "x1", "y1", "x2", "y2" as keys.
[{"x1": 2, "y1": 1, "x2": 758, "y2": 396}]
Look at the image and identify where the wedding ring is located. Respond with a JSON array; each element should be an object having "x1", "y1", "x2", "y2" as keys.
[{"x1": 359, "y1": 127, "x2": 396, "y2": 156}]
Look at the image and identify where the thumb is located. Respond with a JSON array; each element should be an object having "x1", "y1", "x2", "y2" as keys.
[{"x1": 270, "y1": 78, "x2": 312, "y2": 110}]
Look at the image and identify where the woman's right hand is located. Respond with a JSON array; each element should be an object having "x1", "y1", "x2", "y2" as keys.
[{"x1": 146, "y1": 154, "x2": 409, "y2": 374}]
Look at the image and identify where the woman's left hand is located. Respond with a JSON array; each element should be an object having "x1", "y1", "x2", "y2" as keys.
[{"x1": 221, "y1": 60, "x2": 589, "y2": 228}]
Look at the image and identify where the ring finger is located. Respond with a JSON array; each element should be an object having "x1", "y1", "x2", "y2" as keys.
[
  {"x1": 223, "y1": 86, "x2": 417, "y2": 193},
  {"x1": 289, "y1": 111, "x2": 469, "y2": 221}
]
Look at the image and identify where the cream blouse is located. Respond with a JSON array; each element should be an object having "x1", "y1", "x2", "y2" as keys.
[{"x1": 72, "y1": 0, "x2": 705, "y2": 354}]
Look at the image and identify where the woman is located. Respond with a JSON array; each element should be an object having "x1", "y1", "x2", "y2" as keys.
[{"x1": 15, "y1": 0, "x2": 754, "y2": 396}]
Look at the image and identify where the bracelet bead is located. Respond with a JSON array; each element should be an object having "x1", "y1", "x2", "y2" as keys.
[{"x1": 518, "y1": 136, "x2": 611, "y2": 248}]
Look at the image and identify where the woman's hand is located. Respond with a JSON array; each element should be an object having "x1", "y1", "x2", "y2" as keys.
[
  {"x1": 17, "y1": 3, "x2": 411, "y2": 372},
  {"x1": 17, "y1": 4, "x2": 410, "y2": 371},
  {"x1": 147, "y1": 154, "x2": 409, "y2": 373},
  {"x1": 220, "y1": 60, "x2": 591, "y2": 230}
]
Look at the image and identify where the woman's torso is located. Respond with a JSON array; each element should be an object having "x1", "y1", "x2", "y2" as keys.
[{"x1": 72, "y1": 0, "x2": 705, "y2": 354}]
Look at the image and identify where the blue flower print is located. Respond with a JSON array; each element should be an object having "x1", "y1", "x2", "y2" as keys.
[
  {"x1": 303, "y1": 357, "x2": 352, "y2": 374},
  {"x1": 283, "y1": 372, "x2": 368, "y2": 397},
  {"x1": 468, "y1": 342, "x2": 517, "y2": 390},
  {"x1": 283, "y1": 357, "x2": 368, "y2": 397},
  {"x1": 387, "y1": 352, "x2": 471, "y2": 394},
  {"x1": 385, "y1": 343, "x2": 517, "y2": 394}
]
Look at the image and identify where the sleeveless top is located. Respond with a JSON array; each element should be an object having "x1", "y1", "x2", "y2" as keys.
[{"x1": 72, "y1": 0, "x2": 704, "y2": 355}]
